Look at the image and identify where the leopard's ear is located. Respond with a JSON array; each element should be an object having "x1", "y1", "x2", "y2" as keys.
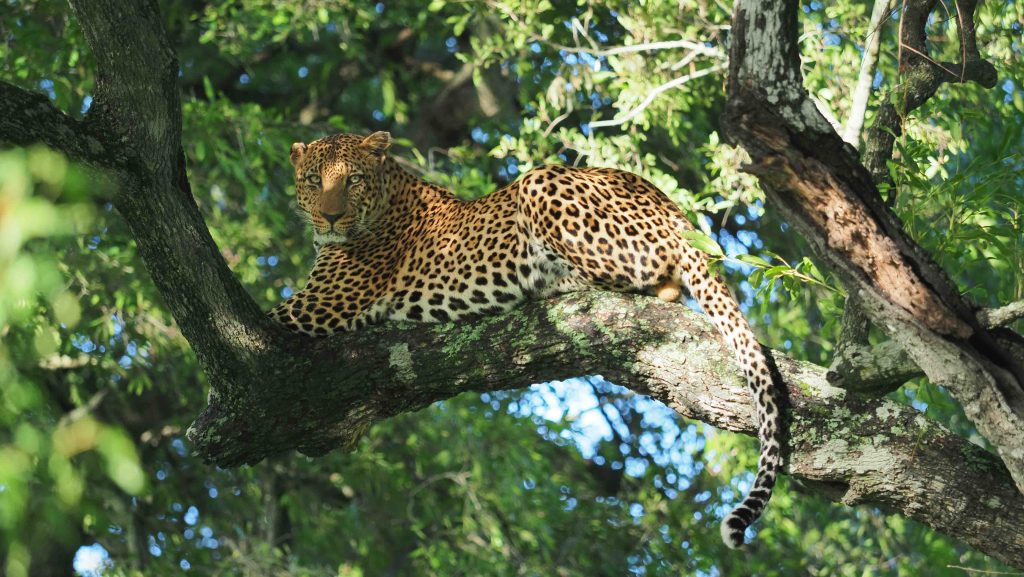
[
  {"x1": 290, "y1": 142, "x2": 307, "y2": 168},
  {"x1": 360, "y1": 131, "x2": 392, "y2": 159}
]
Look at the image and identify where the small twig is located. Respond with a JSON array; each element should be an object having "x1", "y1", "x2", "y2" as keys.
[
  {"x1": 589, "y1": 63, "x2": 726, "y2": 129},
  {"x1": 954, "y1": 0, "x2": 968, "y2": 82},
  {"x1": 57, "y1": 389, "x2": 108, "y2": 427},
  {"x1": 667, "y1": 50, "x2": 703, "y2": 72},
  {"x1": 37, "y1": 353, "x2": 93, "y2": 370},
  {"x1": 406, "y1": 470, "x2": 472, "y2": 521},
  {"x1": 897, "y1": 0, "x2": 907, "y2": 72},
  {"x1": 899, "y1": 43, "x2": 964, "y2": 79},
  {"x1": 947, "y1": 565, "x2": 1024, "y2": 576},
  {"x1": 139, "y1": 424, "x2": 182, "y2": 446},
  {"x1": 542, "y1": 110, "x2": 572, "y2": 138},
  {"x1": 578, "y1": 38, "x2": 723, "y2": 59}
]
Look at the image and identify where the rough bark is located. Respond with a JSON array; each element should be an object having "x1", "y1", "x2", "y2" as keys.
[
  {"x1": 62, "y1": 0, "x2": 284, "y2": 405},
  {"x1": 829, "y1": 334, "x2": 919, "y2": 395},
  {"x1": 829, "y1": 300, "x2": 1024, "y2": 394},
  {"x1": 827, "y1": 0, "x2": 894, "y2": 385},
  {"x1": 723, "y1": 0, "x2": 1024, "y2": 497},
  {"x1": 981, "y1": 300, "x2": 1024, "y2": 329},
  {"x1": 0, "y1": 79, "x2": 123, "y2": 169},
  {"x1": 2, "y1": 0, "x2": 1024, "y2": 568},
  {"x1": 194, "y1": 292, "x2": 1024, "y2": 568}
]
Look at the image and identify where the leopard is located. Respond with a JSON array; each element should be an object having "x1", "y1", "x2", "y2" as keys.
[{"x1": 269, "y1": 131, "x2": 782, "y2": 548}]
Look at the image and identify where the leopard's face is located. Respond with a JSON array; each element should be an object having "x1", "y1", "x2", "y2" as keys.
[{"x1": 289, "y1": 132, "x2": 392, "y2": 246}]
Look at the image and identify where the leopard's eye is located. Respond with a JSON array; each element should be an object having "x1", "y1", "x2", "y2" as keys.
[
  {"x1": 349, "y1": 174, "x2": 363, "y2": 185},
  {"x1": 305, "y1": 174, "x2": 322, "y2": 186}
]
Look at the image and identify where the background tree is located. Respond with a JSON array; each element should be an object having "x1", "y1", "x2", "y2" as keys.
[{"x1": 1, "y1": 1, "x2": 1022, "y2": 576}]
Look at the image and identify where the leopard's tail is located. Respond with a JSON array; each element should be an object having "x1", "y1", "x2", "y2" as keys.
[{"x1": 676, "y1": 243, "x2": 782, "y2": 549}]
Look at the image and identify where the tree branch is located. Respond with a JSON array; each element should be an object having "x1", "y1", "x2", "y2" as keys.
[
  {"x1": 589, "y1": 63, "x2": 727, "y2": 130},
  {"x1": 61, "y1": 0, "x2": 279, "y2": 399},
  {"x1": 482, "y1": 1, "x2": 726, "y2": 61},
  {"x1": 862, "y1": 0, "x2": 998, "y2": 190},
  {"x1": 980, "y1": 300, "x2": 1024, "y2": 329},
  {"x1": 828, "y1": 337, "x2": 920, "y2": 393},
  {"x1": 181, "y1": 291, "x2": 1024, "y2": 567},
  {"x1": 842, "y1": 0, "x2": 895, "y2": 147},
  {"x1": 828, "y1": 293, "x2": 919, "y2": 395},
  {"x1": 830, "y1": 0, "x2": 1010, "y2": 396},
  {"x1": 0, "y1": 81, "x2": 123, "y2": 168},
  {"x1": 831, "y1": 298, "x2": 1024, "y2": 393},
  {"x1": 723, "y1": 0, "x2": 1024, "y2": 496}
]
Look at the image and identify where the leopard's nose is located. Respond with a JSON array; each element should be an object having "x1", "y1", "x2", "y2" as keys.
[{"x1": 320, "y1": 211, "x2": 343, "y2": 225}]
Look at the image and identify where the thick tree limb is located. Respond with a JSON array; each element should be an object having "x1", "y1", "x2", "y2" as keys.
[
  {"x1": 194, "y1": 291, "x2": 1023, "y2": 568},
  {"x1": 2, "y1": 0, "x2": 1023, "y2": 567},
  {"x1": 831, "y1": 1, "x2": 912, "y2": 391},
  {"x1": 829, "y1": 336, "x2": 919, "y2": 394},
  {"x1": 0, "y1": 81, "x2": 123, "y2": 168},
  {"x1": 829, "y1": 295, "x2": 881, "y2": 392},
  {"x1": 723, "y1": 0, "x2": 1024, "y2": 496},
  {"x1": 831, "y1": 1, "x2": 1006, "y2": 395},
  {"x1": 60, "y1": 0, "x2": 280, "y2": 401}
]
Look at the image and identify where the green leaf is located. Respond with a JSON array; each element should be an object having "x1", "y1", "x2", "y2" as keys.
[
  {"x1": 749, "y1": 268, "x2": 764, "y2": 289},
  {"x1": 202, "y1": 76, "x2": 215, "y2": 101},
  {"x1": 680, "y1": 230, "x2": 723, "y2": 257},
  {"x1": 736, "y1": 253, "x2": 770, "y2": 268}
]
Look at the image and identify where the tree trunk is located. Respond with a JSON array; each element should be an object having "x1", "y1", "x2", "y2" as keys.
[{"x1": 722, "y1": 0, "x2": 1024, "y2": 496}]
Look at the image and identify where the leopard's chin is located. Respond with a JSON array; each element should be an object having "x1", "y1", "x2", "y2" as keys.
[{"x1": 313, "y1": 231, "x2": 348, "y2": 248}]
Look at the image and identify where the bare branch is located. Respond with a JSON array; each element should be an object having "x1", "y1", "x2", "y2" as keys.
[
  {"x1": 589, "y1": 63, "x2": 727, "y2": 129},
  {"x1": 485, "y1": 1, "x2": 725, "y2": 60},
  {"x1": 829, "y1": 298, "x2": 1024, "y2": 393},
  {"x1": 980, "y1": 300, "x2": 1024, "y2": 329},
  {"x1": 945, "y1": 566, "x2": 1024, "y2": 576},
  {"x1": 570, "y1": 38, "x2": 724, "y2": 59},
  {"x1": 842, "y1": 0, "x2": 895, "y2": 147}
]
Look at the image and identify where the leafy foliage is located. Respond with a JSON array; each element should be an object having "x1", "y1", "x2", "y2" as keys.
[{"x1": 1, "y1": 0, "x2": 1022, "y2": 575}]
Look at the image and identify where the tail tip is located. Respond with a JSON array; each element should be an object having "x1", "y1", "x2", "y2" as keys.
[{"x1": 720, "y1": 515, "x2": 747, "y2": 549}]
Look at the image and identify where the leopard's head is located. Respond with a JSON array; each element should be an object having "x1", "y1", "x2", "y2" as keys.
[{"x1": 289, "y1": 131, "x2": 392, "y2": 246}]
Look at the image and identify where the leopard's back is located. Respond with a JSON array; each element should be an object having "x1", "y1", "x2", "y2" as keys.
[{"x1": 271, "y1": 134, "x2": 781, "y2": 547}]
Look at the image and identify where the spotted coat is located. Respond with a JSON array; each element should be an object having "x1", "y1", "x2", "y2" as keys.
[{"x1": 269, "y1": 132, "x2": 782, "y2": 547}]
